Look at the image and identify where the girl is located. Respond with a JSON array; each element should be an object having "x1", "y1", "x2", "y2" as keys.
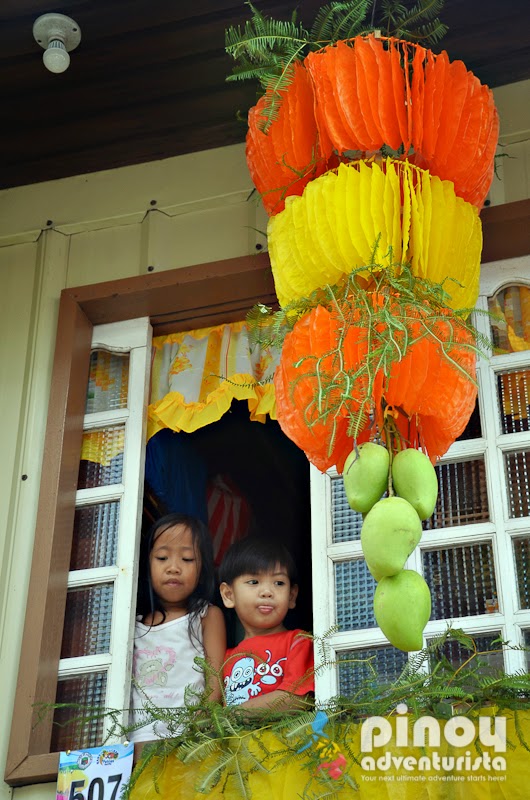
[{"x1": 130, "y1": 513, "x2": 226, "y2": 742}]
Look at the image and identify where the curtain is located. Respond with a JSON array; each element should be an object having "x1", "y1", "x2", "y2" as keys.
[
  {"x1": 489, "y1": 286, "x2": 530, "y2": 424},
  {"x1": 147, "y1": 320, "x2": 280, "y2": 441},
  {"x1": 489, "y1": 285, "x2": 530, "y2": 354}
]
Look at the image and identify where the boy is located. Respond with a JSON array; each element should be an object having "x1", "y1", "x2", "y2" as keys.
[{"x1": 219, "y1": 536, "x2": 314, "y2": 710}]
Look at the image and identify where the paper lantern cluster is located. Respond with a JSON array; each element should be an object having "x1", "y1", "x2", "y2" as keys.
[
  {"x1": 239, "y1": 31, "x2": 498, "y2": 651},
  {"x1": 242, "y1": 33, "x2": 498, "y2": 470}
]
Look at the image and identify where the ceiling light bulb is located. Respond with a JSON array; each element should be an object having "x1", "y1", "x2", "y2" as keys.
[
  {"x1": 33, "y1": 13, "x2": 81, "y2": 74},
  {"x1": 43, "y1": 39, "x2": 70, "y2": 74}
]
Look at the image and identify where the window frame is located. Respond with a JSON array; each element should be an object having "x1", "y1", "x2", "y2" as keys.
[
  {"x1": 4, "y1": 204, "x2": 528, "y2": 786},
  {"x1": 52, "y1": 318, "x2": 152, "y2": 750}
]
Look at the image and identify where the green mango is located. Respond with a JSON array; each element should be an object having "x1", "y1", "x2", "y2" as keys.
[
  {"x1": 361, "y1": 496, "x2": 422, "y2": 578},
  {"x1": 391, "y1": 448, "x2": 438, "y2": 520},
  {"x1": 343, "y1": 442, "x2": 389, "y2": 514},
  {"x1": 374, "y1": 569, "x2": 432, "y2": 651}
]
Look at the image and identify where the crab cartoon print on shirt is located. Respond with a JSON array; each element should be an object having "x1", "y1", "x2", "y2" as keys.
[{"x1": 224, "y1": 650, "x2": 287, "y2": 705}]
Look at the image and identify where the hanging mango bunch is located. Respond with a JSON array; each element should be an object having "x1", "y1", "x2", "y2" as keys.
[
  {"x1": 343, "y1": 442, "x2": 437, "y2": 651},
  {"x1": 226, "y1": 1, "x2": 498, "y2": 652}
]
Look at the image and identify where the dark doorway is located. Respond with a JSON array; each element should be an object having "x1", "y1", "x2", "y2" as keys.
[{"x1": 140, "y1": 400, "x2": 312, "y2": 645}]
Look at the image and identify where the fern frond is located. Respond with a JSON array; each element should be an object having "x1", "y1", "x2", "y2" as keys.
[
  {"x1": 225, "y1": 2, "x2": 310, "y2": 85},
  {"x1": 395, "y1": 0, "x2": 446, "y2": 25},
  {"x1": 310, "y1": 1, "x2": 371, "y2": 44},
  {"x1": 226, "y1": 57, "x2": 290, "y2": 83},
  {"x1": 177, "y1": 735, "x2": 222, "y2": 763},
  {"x1": 396, "y1": 20, "x2": 449, "y2": 44},
  {"x1": 281, "y1": 710, "x2": 323, "y2": 741},
  {"x1": 330, "y1": 2, "x2": 374, "y2": 40},
  {"x1": 196, "y1": 748, "x2": 240, "y2": 793},
  {"x1": 381, "y1": 0, "x2": 448, "y2": 43}
]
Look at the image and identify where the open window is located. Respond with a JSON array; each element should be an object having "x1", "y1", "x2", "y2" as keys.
[{"x1": 51, "y1": 319, "x2": 152, "y2": 751}]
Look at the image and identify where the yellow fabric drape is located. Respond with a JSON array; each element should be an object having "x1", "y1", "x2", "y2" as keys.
[
  {"x1": 489, "y1": 286, "x2": 530, "y2": 355},
  {"x1": 267, "y1": 158, "x2": 483, "y2": 312},
  {"x1": 81, "y1": 428, "x2": 125, "y2": 467},
  {"x1": 147, "y1": 321, "x2": 280, "y2": 441},
  {"x1": 130, "y1": 713, "x2": 530, "y2": 800},
  {"x1": 488, "y1": 286, "x2": 530, "y2": 422}
]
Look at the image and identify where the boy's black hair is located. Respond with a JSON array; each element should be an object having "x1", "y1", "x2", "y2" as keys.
[
  {"x1": 219, "y1": 536, "x2": 298, "y2": 585},
  {"x1": 140, "y1": 512, "x2": 215, "y2": 632}
]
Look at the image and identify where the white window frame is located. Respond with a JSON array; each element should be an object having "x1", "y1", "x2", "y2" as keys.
[
  {"x1": 311, "y1": 257, "x2": 530, "y2": 703},
  {"x1": 58, "y1": 318, "x2": 152, "y2": 740}
]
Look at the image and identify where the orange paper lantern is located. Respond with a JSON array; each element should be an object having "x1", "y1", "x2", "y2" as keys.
[
  {"x1": 274, "y1": 303, "x2": 477, "y2": 471},
  {"x1": 274, "y1": 306, "x2": 355, "y2": 473},
  {"x1": 246, "y1": 61, "x2": 329, "y2": 215},
  {"x1": 305, "y1": 37, "x2": 499, "y2": 209},
  {"x1": 247, "y1": 35, "x2": 498, "y2": 214}
]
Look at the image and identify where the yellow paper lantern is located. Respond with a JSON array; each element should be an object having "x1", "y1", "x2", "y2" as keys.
[{"x1": 267, "y1": 158, "x2": 482, "y2": 312}]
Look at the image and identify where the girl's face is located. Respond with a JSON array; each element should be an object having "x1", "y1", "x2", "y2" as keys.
[{"x1": 149, "y1": 523, "x2": 201, "y2": 618}]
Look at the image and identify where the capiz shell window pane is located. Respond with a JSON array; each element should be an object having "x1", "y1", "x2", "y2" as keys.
[
  {"x1": 423, "y1": 542, "x2": 497, "y2": 619},
  {"x1": 331, "y1": 476, "x2": 363, "y2": 543},
  {"x1": 51, "y1": 672, "x2": 107, "y2": 752},
  {"x1": 77, "y1": 425, "x2": 125, "y2": 489},
  {"x1": 338, "y1": 646, "x2": 408, "y2": 695},
  {"x1": 85, "y1": 350, "x2": 129, "y2": 414},
  {"x1": 428, "y1": 632, "x2": 504, "y2": 675},
  {"x1": 60, "y1": 584, "x2": 114, "y2": 659},
  {"x1": 335, "y1": 560, "x2": 376, "y2": 630},
  {"x1": 424, "y1": 458, "x2": 488, "y2": 530},
  {"x1": 70, "y1": 502, "x2": 120, "y2": 570},
  {"x1": 513, "y1": 536, "x2": 530, "y2": 609},
  {"x1": 505, "y1": 450, "x2": 530, "y2": 518},
  {"x1": 497, "y1": 369, "x2": 530, "y2": 434}
]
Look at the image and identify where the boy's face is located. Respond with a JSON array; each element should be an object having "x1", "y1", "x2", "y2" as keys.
[{"x1": 220, "y1": 564, "x2": 298, "y2": 639}]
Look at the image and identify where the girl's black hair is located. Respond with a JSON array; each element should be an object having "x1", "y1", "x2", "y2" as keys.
[
  {"x1": 219, "y1": 535, "x2": 297, "y2": 585},
  {"x1": 140, "y1": 513, "x2": 215, "y2": 644}
]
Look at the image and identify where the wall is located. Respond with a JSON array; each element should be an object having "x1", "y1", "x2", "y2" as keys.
[
  {"x1": 0, "y1": 76, "x2": 529, "y2": 800},
  {"x1": 488, "y1": 79, "x2": 530, "y2": 205}
]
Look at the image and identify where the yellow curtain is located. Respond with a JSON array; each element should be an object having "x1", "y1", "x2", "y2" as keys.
[
  {"x1": 488, "y1": 286, "x2": 530, "y2": 422},
  {"x1": 147, "y1": 321, "x2": 279, "y2": 441},
  {"x1": 489, "y1": 285, "x2": 530, "y2": 354}
]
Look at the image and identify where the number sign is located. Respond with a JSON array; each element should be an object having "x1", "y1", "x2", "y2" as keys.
[{"x1": 56, "y1": 743, "x2": 134, "y2": 800}]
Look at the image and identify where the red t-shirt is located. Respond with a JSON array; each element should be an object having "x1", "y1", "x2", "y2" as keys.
[{"x1": 223, "y1": 629, "x2": 314, "y2": 706}]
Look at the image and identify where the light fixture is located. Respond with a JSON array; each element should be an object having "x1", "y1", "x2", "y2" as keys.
[{"x1": 33, "y1": 13, "x2": 81, "y2": 74}]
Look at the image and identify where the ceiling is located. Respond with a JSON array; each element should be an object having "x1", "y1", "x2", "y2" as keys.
[{"x1": 1, "y1": 0, "x2": 530, "y2": 190}]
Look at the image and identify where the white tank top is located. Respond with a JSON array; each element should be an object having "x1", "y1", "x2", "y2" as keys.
[{"x1": 129, "y1": 606, "x2": 206, "y2": 742}]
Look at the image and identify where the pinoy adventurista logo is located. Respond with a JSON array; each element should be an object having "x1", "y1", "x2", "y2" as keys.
[{"x1": 360, "y1": 703, "x2": 506, "y2": 784}]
